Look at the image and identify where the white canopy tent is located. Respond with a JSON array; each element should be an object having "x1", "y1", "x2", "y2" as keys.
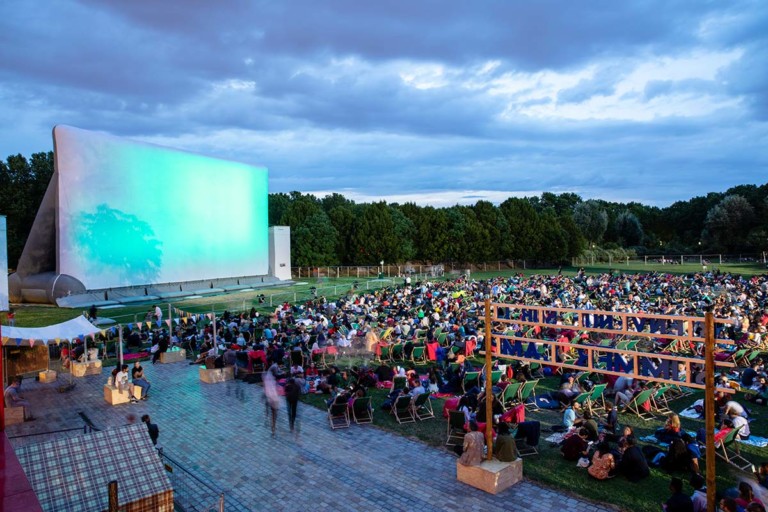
[{"x1": 1, "y1": 316, "x2": 101, "y2": 345}]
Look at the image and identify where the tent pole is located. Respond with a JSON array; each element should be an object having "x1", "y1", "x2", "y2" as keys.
[
  {"x1": 1, "y1": 322, "x2": 5, "y2": 431},
  {"x1": 118, "y1": 326, "x2": 123, "y2": 368},
  {"x1": 212, "y1": 308, "x2": 218, "y2": 355}
]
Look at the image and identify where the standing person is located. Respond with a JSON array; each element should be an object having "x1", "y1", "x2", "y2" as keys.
[
  {"x1": 141, "y1": 414, "x2": 160, "y2": 446},
  {"x1": 284, "y1": 377, "x2": 301, "y2": 433},
  {"x1": 263, "y1": 366, "x2": 281, "y2": 436},
  {"x1": 132, "y1": 360, "x2": 151, "y2": 400}
]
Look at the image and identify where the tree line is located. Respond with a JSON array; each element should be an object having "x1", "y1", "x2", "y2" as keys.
[{"x1": 1, "y1": 152, "x2": 767, "y2": 268}]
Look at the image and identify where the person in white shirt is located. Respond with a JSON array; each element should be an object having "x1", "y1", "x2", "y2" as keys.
[
  {"x1": 154, "y1": 305, "x2": 162, "y2": 322},
  {"x1": 115, "y1": 364, "x2": 139, "y2": 403},
  {"x1": 729, "y1": 411, "x2": 750, "y2": 439}
]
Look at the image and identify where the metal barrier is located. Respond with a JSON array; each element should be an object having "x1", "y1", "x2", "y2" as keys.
[{"x1": 159, "y1": 450, "x2": 241, "y2": 512}]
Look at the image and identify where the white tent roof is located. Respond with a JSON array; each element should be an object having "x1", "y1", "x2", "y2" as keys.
[{"x1": 1, "y1": 316, "x2": 101, "y2": 345}]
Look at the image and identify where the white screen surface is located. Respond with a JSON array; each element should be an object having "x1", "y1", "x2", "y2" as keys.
[{"x1": 54, "y1": 125, "x2": 269, "y2": 290}]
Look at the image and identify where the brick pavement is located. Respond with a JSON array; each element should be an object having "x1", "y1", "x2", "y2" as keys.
[{"x1": 6, "y1": 361, "x2": 619, "y2": 512}]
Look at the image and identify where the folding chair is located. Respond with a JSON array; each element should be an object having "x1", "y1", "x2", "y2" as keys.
[
  {"x1": 446, "y1": 409, "x2": 466, "y2": 446},
  {"x1": 324, "y1": 346, "x2": 339, "y2": 365},
  {"x1": 716, "y1": 426, "x2": 752, "y2": 471},
  {"x1": 411, "y1": 346, "x2": 426, "y2": 364},
  {"x1": 499, "y1": 381, "x2": 522, "y2": 409},
  {"x1": 572, "y1": 391, "x2": 591, "y2": 411},
  {"x1": 490, "y1": 370, "x2": 503, "y2": 385},
  {"x1": 328, "y1": 401, "x2": 350, "y2": 429},
  {"x1": 392, "y1": 395, "x2": 416, "y2": 424},
  {"x1": 462, "y1": 371, "x2": 480, "y2": 393},
  {"x1": 650, "y1": 385, "x2": 673, "y2": 415},
  {"x1": 623, "y1": 388, "x2": 655, "y2": 421},
  {"x1": 311, "y1": 350, "x2": 326, "y2": 370},
  {"x1": 391, "y1": 375, "x2": 408, "y2": 393},
  {"x1": 351, "y1": 396, "x2": 373, "y2": 424},
  {"x1": 390, "y1": 343, "x2": 404, "y2": 362},
  {"x1": 377, "y1": 344, "x2": 391, "y2": 363},
  {"x1": 514, "y1": 420, "x2": 540, "y2": 457},
  {"x1": 586, "y1": 383, "x2": 608, "y2": 414},
  {"x1": 411, "y1": 392, "x2": 435, "y2": 421},
  {"x1": 519, "y1": 379, "x2": 540, "y2": 411}
]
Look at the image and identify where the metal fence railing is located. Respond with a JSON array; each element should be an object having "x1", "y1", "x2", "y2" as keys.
[{"x1": 159, "y1": 450, "x2": 242, "y2": 512}]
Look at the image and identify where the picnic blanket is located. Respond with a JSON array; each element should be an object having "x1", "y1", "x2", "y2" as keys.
[
  {"x1": 679, "y1": 399, "x2": 704, "y2": 419},
  {"x1": 533, "y1": 394, "x2": 561, "y2": 410},
  {"x1": 740, "y1": 436, "x2": 768, "y2": 448},
  {"x1": 123, "y1": 351, "x2": 149, "y2": 361},
  {"x1": 545, "y1": 432, "x2": 567, "y2": 444}
]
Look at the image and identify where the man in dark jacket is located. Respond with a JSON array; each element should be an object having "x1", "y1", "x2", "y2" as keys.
[{"x1": 284, "y1": 378, "x2": 301, "y2": 433}]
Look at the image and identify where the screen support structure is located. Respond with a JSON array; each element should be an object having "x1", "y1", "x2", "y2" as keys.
[{"x1": 482, "y1": 302, "x2": 732, "y2": 510}]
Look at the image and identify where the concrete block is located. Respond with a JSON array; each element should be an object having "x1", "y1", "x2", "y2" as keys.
[
  {"x1": 456, "y1": 458, "x2": 523, "y2": 495},
  {"x1": 159, "y1": 349, "x2": 186, "y2": 363},
  {"x1": 104, "y1": 384, "x2": 142, "y2": 405},
  {"x1": 199, "y1": 366, "x2": 234, "y2": 383},
  {"x1": 38, "y1": 370, "x2": 57, "y2": 383}
]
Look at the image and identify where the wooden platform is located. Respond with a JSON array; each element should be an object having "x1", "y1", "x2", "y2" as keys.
[
  {"x1": 159, "y1": 349, "x2": 186, "y2": 363},
  {"x1": 199, "y1": 366, "x2": 235, "y2": 384},
  {"x1": 104, "y1": 384, "x2": 142, "y2": 405},
  {"x1": 38, "y1": 370, "x2": 57, "y2": 383},
  {"x1": 4, "y1": 407, "x2": 25, "y2": 426},
  {"x1": 456, "y1": 458, "x2": 523, "y2": 495},
  {"x1": 71, "y1": 360, "x2": 102, "y2": 377}
]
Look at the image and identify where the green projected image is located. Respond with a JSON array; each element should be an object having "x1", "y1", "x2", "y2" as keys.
[{"x1": 54, "y1": 125, "x2": 269, "y2": 290}]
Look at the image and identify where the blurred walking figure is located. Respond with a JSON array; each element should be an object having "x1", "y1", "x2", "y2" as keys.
[{"x1": 263, "y1": 366, "x2": 281, "y2": 436}]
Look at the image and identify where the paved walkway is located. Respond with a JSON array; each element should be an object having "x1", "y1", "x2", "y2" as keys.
[{"x1": 6, "y1": 361, "x2": 618, "y2": 512}]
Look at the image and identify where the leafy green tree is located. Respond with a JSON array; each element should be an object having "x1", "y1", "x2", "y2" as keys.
[
  {"x1": 702, "y1": 194, "x2": 756, "y2": 252},
  {"x1": 499, "y1": 198, "x2": 542, "y2": 259},
  {"x1": 472, "y1": 201, "x2": 504, "y2": 260},
  {"x1": 279, "y1": 193, "x2": 338, "y2": 265},
  {"x1": 413, "y1": 206, "x2": 449, "y2": 261},
  {"x1": 530, "y1": 192, "x2": 583, "y2": 216},
  {"x1": 321, "y1": 192, "x2": 353, "y2": 213},
  {"x1": 559, "y1": 214, "x2": 586, "y2": 258},
  {"x1": 0, "y1": 152, "x2": 54, "y2": 267},
  {"x1": 572, "y1": 200, "x2": 608, "y2": 245},
  {"x1": 291, "y1": 212, "x2": 339, "y2": 266},
  {"x1": 350, "y1": 202, "x2": 399, "y2": 264},
  {"x1": 390, "y1": 206, "x2": 417, "y2": 262},
  {"x1": 614, "y1": 210, "x2": 644, "y2": 246},
  {"x1": 268, "y1": 193, "x2": 291, "y2": 226},
  {"x1": 328, "y1": 204, "x2": 358, "y2": 264}
]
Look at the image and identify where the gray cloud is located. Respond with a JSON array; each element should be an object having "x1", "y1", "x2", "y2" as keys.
[{"x1": 0, "y1": 0, "x2": 765, "y2": 208}]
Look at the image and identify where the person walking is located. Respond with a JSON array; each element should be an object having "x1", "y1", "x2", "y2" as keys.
[
  {"x1": 263, "y1": 366, "x2": 281, "y2": 436},
  {"x1": 284, "y1": 377, "x2": 301, "y2": 433}
]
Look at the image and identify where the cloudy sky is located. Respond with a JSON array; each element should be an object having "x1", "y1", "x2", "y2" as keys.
[{"x1": 1, "y1": 1, "x2": 766, "y2": 207}]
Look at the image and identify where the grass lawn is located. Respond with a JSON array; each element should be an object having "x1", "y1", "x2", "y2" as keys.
[{"x1": 300, "y1": 355, "x2": 767, "y2": 512}]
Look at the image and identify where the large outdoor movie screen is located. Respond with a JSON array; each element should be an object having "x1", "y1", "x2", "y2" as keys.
[{"x1": 54, "y1": 125, "x2": 269, "y2": 290}]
